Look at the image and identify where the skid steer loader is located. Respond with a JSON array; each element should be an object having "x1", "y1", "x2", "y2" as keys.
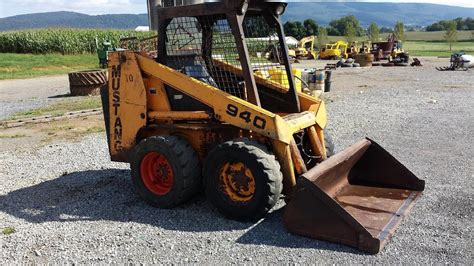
[{"x1": 101, "y1": 0, "x2": 425, "y2": 254}]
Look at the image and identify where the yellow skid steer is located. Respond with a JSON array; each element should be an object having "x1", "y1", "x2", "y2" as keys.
[{"x1": 101, "y1": 0, "x2": 425, "y2": 254}]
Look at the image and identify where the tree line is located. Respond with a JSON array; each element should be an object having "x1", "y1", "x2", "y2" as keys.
[
  {"x1": 426, "y1": 17, "x2": 474, "y2": 31},
  {"x1": 283, "y1": 16, "x2": 405, "y2": 43}
]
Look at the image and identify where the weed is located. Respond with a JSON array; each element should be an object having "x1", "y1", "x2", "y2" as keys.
[
  {"x1": 0, "y1": 134, "x2": 27, "y2": 139},
  {"x1": 2, "y1": 227, "x2": 16, "y2": 235}
]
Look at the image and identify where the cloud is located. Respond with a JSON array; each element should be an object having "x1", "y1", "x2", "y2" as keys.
[{"x1": 1, "y1": 0, "x2": 473, "y2": 18}]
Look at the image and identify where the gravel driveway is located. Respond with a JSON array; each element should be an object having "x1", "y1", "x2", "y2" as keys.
[
  {"x1": 0, "y1": 58, "x2": 472, "y2": 263},
  {"x1": 0, "y1": 75, "x2": 69, "y2": 120}
]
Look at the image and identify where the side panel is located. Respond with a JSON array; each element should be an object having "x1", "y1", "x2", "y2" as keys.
[
  {"x1": 143, "y1": 76, "x2": 171, "y2": 112},
  {"x1": 136, "y1": 54, "x2": 290, "y2": 142},
  {"x1": 136, "y1": 54, "x2": 326, "y2": 145},
  {"x1": 108, "y1": 51, "x2": 147, "y2": 162}
]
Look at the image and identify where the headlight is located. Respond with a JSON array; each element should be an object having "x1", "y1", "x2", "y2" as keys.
[{"x1": 274, "y1": 3, "x2": 286, "y2": 16}]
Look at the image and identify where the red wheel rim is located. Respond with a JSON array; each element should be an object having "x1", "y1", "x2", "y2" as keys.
[{"x1": 140, "y1": 152, "x2": 174, "y2": 195}]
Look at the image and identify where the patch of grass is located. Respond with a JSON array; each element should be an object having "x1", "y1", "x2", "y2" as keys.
[
  {"x1": 444, "y1": 84, "x2": 468, "y2": 89},
  {"x1": 0, "y1": 134, "x2": 27, "y2": 139},
  {"x1": 2, "y1": 227, "x2": 16, "y2": 235},
  {"x1": 85, "y1": 126, "x2": 105, "y2": 134},
  {"x1": 9, "y1": 97, "x2": 102, "y2": 120},
  {"x1": 398, "y1": 31, "x2": 473, "y2": 41},
  {"x1": 45, "y1": 124, "x2": 104, "y2": 134},
  {"x1": 0, "y1": 53, "x2": 97, "y2": 80},
  {"x1": 403, "y1": 41, "x2": 474, "y2": 57},
  {"x1": 40, "y1": 117, "x2": 105, "y2": 144}
]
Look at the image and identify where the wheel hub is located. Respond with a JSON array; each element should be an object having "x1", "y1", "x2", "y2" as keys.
[
  {"x1": 140, "y1": 152, "x2": 174, "y2": 195},
  {"x1": 219, "y1": 162, "x2": 255, "y2": 202}
]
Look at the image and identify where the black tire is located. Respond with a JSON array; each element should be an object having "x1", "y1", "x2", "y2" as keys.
[
  {"x1": 324, "y1": 129, "x2": 335, "y2": 157},
  {"x1": 203, "y1": 139, "x2": 283, "y2": 221},
  {"x1": 70, "y1": 84, "x2": 103, "y2": 96},
  {"x1": 130, "y1": 135, "x2": 201, "y2": 208},
  {"x1": 68, "y1": 70, "x2": 107, "y2": 86},
  {"x1": 69, "y1": 70, "x2": 107, "y2": 96}
]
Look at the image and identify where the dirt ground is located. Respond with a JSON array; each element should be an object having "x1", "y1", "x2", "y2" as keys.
[
  {"x1": 0, "y1": 57, "x2": 473, "y2": 263},
  {"x1": 0, "y1": 115, "x2": 104, "y2": 152}
]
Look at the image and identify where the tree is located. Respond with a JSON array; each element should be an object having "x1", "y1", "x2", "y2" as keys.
[
  {"x1": 345, "y1": 24, "x2": 356, "y2": 43},
  {"x1": 328, "y1": 15, "x2": 364, "y2": 36},
  {"x1": 466, "y1": 18, "x2": 474, "y2": 31},
  {"x1": 303, "y1": 19, "x2": 319, "y2": 36},
  {"x1": 444, "y1": 20, "x2": 458, "y2": 51},
  {"x1": 284, "y1": 21, "x2": 306, "y2": 40},
  {"x1": 293, "y1": 21, "x2": 306, "y2": 40},
  {"x1": 317, "y1": 27, "x2": 328, "y2": 48},
  {"x1": 453, "y1": 17, "x2": 463, "y2": 30},
  {"x1": 394, "y1": 21, "x2": 405, "y2": 41},
  {"x1": 284, "y1": 21, "x2": 297, "y2": 38},
  {"x1": 426, "y1": 22, "x2": 443, "y2": 31},
  {"x1": 426, "y1": 17, "x2": 474, "y2": 32},
  {"x1": 367, "y1": 22, "x2": 380, "y2": 42},
  {"x1": 380, "y1": 27, "x2": 393, "y2": 33}
]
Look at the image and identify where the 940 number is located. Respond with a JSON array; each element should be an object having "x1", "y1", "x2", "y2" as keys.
[{"x1": 226, "y1": 104, "x2": 267, "y2": 130}]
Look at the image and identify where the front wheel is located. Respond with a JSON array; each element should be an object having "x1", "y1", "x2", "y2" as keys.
[
  {"x1": 203, "y1": 139, "x2": 283, "y2": 221},
  {"x1": 130, "y1": 135, "x2": 201, "y2": 208}
]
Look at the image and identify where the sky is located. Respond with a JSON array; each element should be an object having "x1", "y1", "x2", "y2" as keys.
[{"x1": 0, "y1": 0, "x2": 473, "y2": 18}]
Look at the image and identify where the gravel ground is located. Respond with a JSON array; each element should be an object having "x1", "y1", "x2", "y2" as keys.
[
  {"x1": 0, "y1": 57, "x2": 473, "y2": 263},
  {"x1": 0, "y1": 75, "x2": 69, "y2": 120}
]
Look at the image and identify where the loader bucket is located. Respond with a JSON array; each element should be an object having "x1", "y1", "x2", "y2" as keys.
[{"x1": 284, "y1": 138, "x2": 425, "y2": 254}]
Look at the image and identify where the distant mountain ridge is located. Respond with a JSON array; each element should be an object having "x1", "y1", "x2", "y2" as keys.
[
  {"x1": 283, "y1": 2, "x2": 474, "y2": 27},
  {"x1": 0, "y1": 3, "x2": 473, "y2": 32},
  {"x1": 0, "y1": 11, "x2": 149, "y2": 31}
]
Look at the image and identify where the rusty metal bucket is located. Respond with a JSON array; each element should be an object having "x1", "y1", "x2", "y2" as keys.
[{"x1": 284, "y1": 138, "x2": 425, "y2": 254}]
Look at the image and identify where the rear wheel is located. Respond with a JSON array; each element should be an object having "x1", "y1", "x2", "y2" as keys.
[
  {"x1": 131, "y1": 135, "x2": 201, "y2": 208},
  {"x1": 204, "y1": 139, "x2": 283, "y2": 221}
]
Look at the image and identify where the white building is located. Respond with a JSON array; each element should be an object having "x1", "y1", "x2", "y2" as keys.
[
  {"x1": 285, "y1": 36, "x2": 299, "y2": 47},
  {"x1": 135, "y1": 26, "x2": 150, "y2": 32}
]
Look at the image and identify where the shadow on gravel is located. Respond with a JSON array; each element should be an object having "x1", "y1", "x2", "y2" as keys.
[
  {"x1": 0, "y1": 169, "x2": 252, "y2": 232},
  {"x1": 236, "y1": 209, "x2": 363, "y2": 254},
  {"x1": 48, "y1": 94, "x2": 73, "y2": 99},
  {"x1": 0, "y1": 168, "x2": 363, "y2": 253}
]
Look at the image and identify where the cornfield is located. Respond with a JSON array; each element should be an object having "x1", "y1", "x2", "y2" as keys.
[{"x1": 0, "y1": 28, "x2": 155, "y2": 54}]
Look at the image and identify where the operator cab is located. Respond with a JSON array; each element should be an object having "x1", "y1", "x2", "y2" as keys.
[{"x1": 153, "y1": 0, "x2": 301, "y2": 113}]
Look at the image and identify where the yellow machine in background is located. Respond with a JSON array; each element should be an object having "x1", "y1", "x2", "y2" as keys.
[
  {"x1": 291, "y1": 35, "x2": 317, "y2": 59},
  {"x1": 102, "y1": 0, "x2": 425, "y2": 254},
  {"x1": 255, "y1": 68, "x2": 303, "y2": 92},
  {"x1": 319, "y1": 40, "x2": 348, "y2": 59},
  {"x1": 346, "y1": 41, "x2": 369, "y2": 58},
  {"x1": 370, "y1": 33, "x2": 405, "y2": 61}
]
